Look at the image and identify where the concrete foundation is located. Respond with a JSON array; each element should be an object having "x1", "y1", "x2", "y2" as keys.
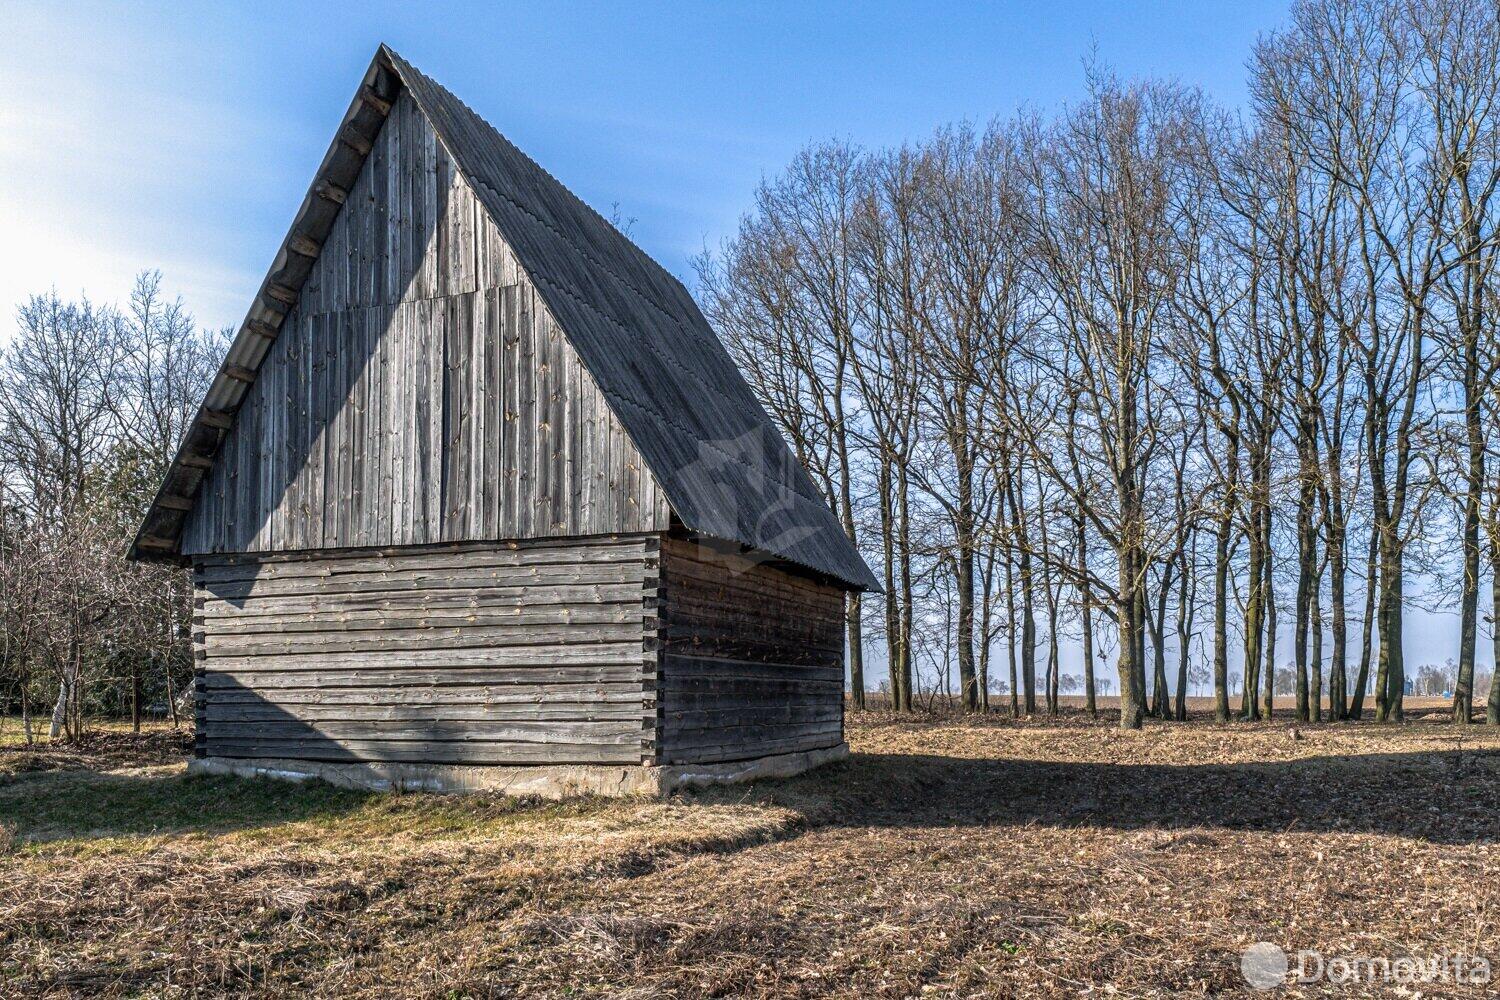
[{"x1": 187, "y1": 742, "x2": 849, "y2": 797}]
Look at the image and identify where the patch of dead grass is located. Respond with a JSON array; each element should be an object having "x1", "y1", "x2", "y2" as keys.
[{"x1": 0, "y1": 723, "x2": 193, "y2": 777}]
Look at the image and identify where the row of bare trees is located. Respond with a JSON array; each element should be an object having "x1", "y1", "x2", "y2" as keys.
[
  {"x1": 699, "y1": 0, "x2": 1500, "y2": 728},
  {"x1": 0, "y1": 273, "x2": 220, "y2": 741}
]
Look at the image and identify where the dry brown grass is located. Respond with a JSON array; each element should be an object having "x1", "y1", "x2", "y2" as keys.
[
  {"x1": 0, "y1": 722, "x2": 192, "y2": 778},
  {"x1": 1, "y1": 711, "x2": 1496, "y2": 998}
]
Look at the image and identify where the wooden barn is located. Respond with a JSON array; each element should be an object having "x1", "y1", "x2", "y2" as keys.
[{"x1": 129, "y1": 46, "x2": 878, "y2": 795}]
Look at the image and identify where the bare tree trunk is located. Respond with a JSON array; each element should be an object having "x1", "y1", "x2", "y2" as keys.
[
  {"x1": 1371, "y1": 475, "x2": 1395, "y2": 723},
  {"x1": 1309, "y1": 575, "x2": 1323, "y2": 723},
  {"x1": 1455, "y1": 340, "x2": 1482, "y2": 724},
  {"x1": 1119, "y1": 457, "x2": 1146, "y2": 731},
  {"x1": 71, "y1": 641, "x2": 84, "y2": 741},
  {"x1": 1134, "y1": 569, "x2": 1148, "y2": 714},
  {"x1": 979, "y1": 531, "x2": 1002, "y2": 713},
  {"x1": 1242, "y1": 524, "x2": 1265, "y2": 721},
  {"x1": 847, "y1": 593, "x2": 865, "y2": 709},
  {"x1": 1262, "y1": 512, "x2": 1276, "y2": 720},
  {"x1": 1175, "y1": 544, "x2": 1192, "y2": 722},
  {"x1": 131, "y1": 661, "x2": 142, "y2": 734},
  {"x1": 1213, "y1": 512, "x2": 1232, "y2": 722},
  {"x1": 877, "y1": 464, "x2": 897, "y2": 712},
  {"x1": 1326, "y1": 520, "x2": 1348, "y2": 721},
  {"x1": 1015, "y1": 486, "x2": 1037, "y2": 715},
  {"x1": 1350, "y1": 521, "x2": 1378, "y2": 719},
  {"x1": 1118, "y1": 549, "x2": 1145, "y2": 730},
  {"x1": 1045, "y1": 579, "x2": 1060, "y2": 717},
  {"x1": 1078, "y1": 515, "x2": 1098, "y2": 719},
  {"x1": 1490, "y1": 542, "x2": 1500, "y2": 726},
  {"x1": 49, "y1": 669, "x2": 71, "y2": 740},
  {"x1": 1034, "y1": 470, "x2": 1059, "y2": 716},
  {"x1": 1376, "y1": 545, "x2": 1405, "y2": 723},
  {"x1": 1005, "y1": 544, "x2": 1020, "y2": 718},
  {"x1": 898, "y1": 470, "x2": 915, "y2": 713},
  {"x1": 955, "y1": 437, "x2": 978, "y2": 711},
  {"x1": 957, "y1": 547, "x2": 977, "y2": 712},
  {"x1": 1149, "y1": 562, "x2": 1172, "y2": 718},
  {"x1": 165, "y1": 652, "x2": 180, "y2": 728},
  {"x1": 1294, "y1": 435, "x2": 1316, "y2": 723}
]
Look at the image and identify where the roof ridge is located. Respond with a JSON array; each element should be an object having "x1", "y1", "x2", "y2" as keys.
[{"x1": 386, "y1": 51, "x2": 697, "y2": 319}]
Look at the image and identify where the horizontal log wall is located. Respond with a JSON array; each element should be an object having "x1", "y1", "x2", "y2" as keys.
[
  {"x1": 657, "y1": 537, "x2": 845, "y2": 765},
  {"x1": 180, "y1": 89, "x2": 670, "y2": 556},
  {"x1": 193, "y1": 536, "x2": 657, "y2": 765}
]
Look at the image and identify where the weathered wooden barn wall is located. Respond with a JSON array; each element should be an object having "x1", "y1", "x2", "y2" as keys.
[
  {"x1": 180, "y1": 90, "x2": 670, "y2": 555},
  {"x1": 193, "y1": 536, "x2": 657, "y2": 764},
  {"x1": 655, "y1": 537, "x2": 846, "y2": 765}
]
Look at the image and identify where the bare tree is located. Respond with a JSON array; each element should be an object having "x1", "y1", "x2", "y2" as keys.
[
  {"x1": 697, "y1": 144, "x2": 870, "y2": 704},
  {"x1": 1018, "y1": 70, "x2": 1199, "y2": 729},
  {"x1": 693, "y1": 4, "x2": 1500, "y2": 730}
]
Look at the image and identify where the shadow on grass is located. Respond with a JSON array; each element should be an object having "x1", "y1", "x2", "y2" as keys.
[
  {"x1": 700, "y1": 746, "x2": 1500, "y2": 847},
  {"x1": 1, "y1": 763, "x2": 640, "y2": 849},
  {"x1": 6, "y1": 743, "x2": 1495, "y2": 851},
  {"x1": 0, "y1": 769, "x2": 378, "y2": 844}
]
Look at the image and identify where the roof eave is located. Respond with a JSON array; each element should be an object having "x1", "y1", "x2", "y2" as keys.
[{"x1": 126, "y1": 48, "x2": 404, "y2": 562}]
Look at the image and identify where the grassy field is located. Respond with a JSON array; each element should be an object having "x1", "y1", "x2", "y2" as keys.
[{"x1": 1, "y1": 712, "x2": 1496, "y2": 998}]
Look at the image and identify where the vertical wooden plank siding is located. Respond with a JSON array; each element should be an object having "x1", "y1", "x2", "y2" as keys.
[
  {"x1": 657, "y1": 536, "x2": 846, "y2": 765},
  {"x1": 179, "y1": 90, "x2": 669, "y2": 555},
  {"x1": 193, "y1": 537, "x2": 659, "y2": 765}
]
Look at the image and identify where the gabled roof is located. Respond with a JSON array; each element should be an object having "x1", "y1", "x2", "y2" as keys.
[{"x1": 131, "y1": 46, "x2": 878, "y2": 593}]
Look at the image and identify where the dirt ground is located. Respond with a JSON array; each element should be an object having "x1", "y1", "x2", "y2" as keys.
[{"x1": 1, "y1": 711, "x2": 1496, "y2": 998}]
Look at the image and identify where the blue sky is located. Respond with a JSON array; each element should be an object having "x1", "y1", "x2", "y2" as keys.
[
  {"x1": 1, "y1": 0, "x2": 1287, "y2": 332},
  {"x1": 6, "y1": 0, "x2": 1469, "y2": 677}
]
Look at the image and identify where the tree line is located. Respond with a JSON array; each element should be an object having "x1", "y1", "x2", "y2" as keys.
[
  {"x1": 697, "y1": 0, "x2": 1500, "y2": 728},
  {"x1": 4, "y1": 0, "x2": 1498, "y2": 740},
  {"x1": 0, "y1": 273, "x2": 221, "y2": 741}
]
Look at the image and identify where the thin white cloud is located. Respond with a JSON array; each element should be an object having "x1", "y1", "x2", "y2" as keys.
[{"x1": 0, "y1": 5, "x2": 277, "y2": 334}]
